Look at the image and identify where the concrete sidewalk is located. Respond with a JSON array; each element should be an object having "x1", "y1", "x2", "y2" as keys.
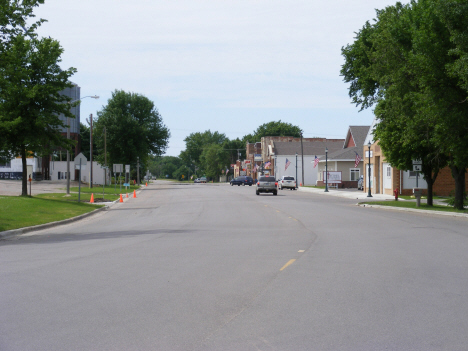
[{"x1": 298, "y1": 186, "x2": 395, "y2": 200}]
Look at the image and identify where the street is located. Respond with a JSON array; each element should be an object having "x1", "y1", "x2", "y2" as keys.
[{"x1": 1, "y1": 181, "x2": 468, "y2": 350}]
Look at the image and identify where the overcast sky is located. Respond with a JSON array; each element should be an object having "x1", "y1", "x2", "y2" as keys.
[{"x1": 33, "y1": 0, "x2": 404, "y2": 156}]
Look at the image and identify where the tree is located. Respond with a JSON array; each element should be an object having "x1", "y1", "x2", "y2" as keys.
[
  {"x1": 246, "y1": 121, "x2": 302, "y2": 143},
  {"x1": 200, "y1": 144, "x2": 229, "y2": 181},
  {"x1": 0, "y1": 1, "x2": 76, "y2": 196},
  {"x1": 341, "y1": 0, "x2": 468, "y2": 209},
  {"x1": 181, "y1": 130, "x2": 227, "y2": 173},
  {"x1": 93, "y1": 90, "x2": 170, "y2": 177}
]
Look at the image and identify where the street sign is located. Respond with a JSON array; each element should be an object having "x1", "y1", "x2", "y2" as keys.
[
  {"x1": 74, "y1": 152, "x2": 87, "y2": 166},
  {"x1": 412, "y1": 159, "x2": 422, "y2": 165},
  {"x1": 244, "y1": 160, "x2": 251, "y2": 164},
  {"x1": 125, "y1": 164, "x2": 130, "y2": 173},
  {"x1": 75, "y1": 165, "x2": 86, "y2": 170},
  {"x1": 413, "y1": 165, "x2": 422, "y2": 172},
  {"x1": 113, "y1": 164, "x2": 123, "y2": 173}
]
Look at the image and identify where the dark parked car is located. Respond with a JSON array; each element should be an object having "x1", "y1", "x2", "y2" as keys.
[
  {"x1": 256, "y1": 176, "x2": 278, "y2": 195},
  {"x1": 230, "y1": 176, "x2": 254, "y2": 186}
]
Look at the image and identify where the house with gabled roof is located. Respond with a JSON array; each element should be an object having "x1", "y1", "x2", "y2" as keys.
[{"x1": 316, "y1": 126, "x2": 370, "y2": 188}]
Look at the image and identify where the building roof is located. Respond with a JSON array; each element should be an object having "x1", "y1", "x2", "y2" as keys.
[
  {"x1": 344, "y1": 126, "x2": 370, "y2": 148},
  {"x1": 274, "y1": 139, "x2": 344, "y2": 156},
  {"x1": 322, "y1": 145, "x2": 362, "y2": 161}
]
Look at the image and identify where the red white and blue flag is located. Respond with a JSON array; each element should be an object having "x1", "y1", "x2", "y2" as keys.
[
  {"x1": 264, "y1": 161, "x2": 271, "y2": 169},
  {"x1": 313, "y1": 155, "x2": 319, "y2": 168},
  {"x1": 226, "y1": 167, "x2": 229, "y2": 174},
  {"x1": 285, "y1": 158, "x2": 291, "y2": 171},
  {"x1": 354, "y1": 152, "x2": 362, "y2": 168}
]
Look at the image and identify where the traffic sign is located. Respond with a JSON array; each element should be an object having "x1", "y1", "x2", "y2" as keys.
[
  {"x1": 413, "y1": 165, "x2": 422, "y2": 172},
  {"x1": 125, "y1": 164, "x2": 130, "y2": 173},
  {"x1": 412, "y1": 159, "x2": 422, "y2": 165}
]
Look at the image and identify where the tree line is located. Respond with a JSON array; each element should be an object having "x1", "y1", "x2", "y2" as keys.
[{"x1": 147, "y1": 121, "x2": 302, "y2": 181}]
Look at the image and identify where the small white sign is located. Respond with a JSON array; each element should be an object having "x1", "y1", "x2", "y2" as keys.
[
  {"x1": 412, "y1": 159, "x2": 422, "y2": 165},
  {"x1": 125, "y1": 164, "x2": 130, "y2": 173},
  {"x1": 75, "y1": 165, "x2": 86, "y2": 170},
  {"x1": 413, "y1": 165, "x2": 422, "y2": 172}
]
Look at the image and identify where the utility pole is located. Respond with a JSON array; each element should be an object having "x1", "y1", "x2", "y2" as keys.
[
  {"x1": 301, "y1": 132, "x2": 304, "y2": 187},
  {"x1": 66, "y1": 116, "x2": 70, "y2": 195},
  {"x1": 137, "y1": 157, "x2": 140, "y2": 185},
  {"x1": 104, "y1": 126, "x2": 107, "y2": 186},
  {"x1": 86, "y1": 114, "x2": 94, "y2": 188}
]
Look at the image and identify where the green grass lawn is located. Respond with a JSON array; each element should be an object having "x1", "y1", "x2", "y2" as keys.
[
  {"x1": 364, "y1": 200, "x2": 468, "y2": 214},
  {"x1": 0, "y1": 195, "x2": 104, "y2": 232}
]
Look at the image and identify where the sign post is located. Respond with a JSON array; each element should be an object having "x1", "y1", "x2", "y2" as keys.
[
  {"x1": 412, "y1": 159, "x2": 422, "y2": 187},
  {"x1": 74, "y1": 153, "x2": 88, "y2": 202}
]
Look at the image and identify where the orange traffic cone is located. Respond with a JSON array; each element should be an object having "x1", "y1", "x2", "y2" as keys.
[
  {"x1": 126, "y1": 193, "x2": 128, "y2": 198},
  {"x1": 90, "y1": 193, "x2": 94, "y2": 203},
  {"x1": 119, "y1": 194, "x2": 123, "y2": 202},
  {"x1": 145, "y1": 182, "x2": 148, "y2": 187},
  {"x1": 133, "y1": 190, "x2": 137, "y2": 198}
]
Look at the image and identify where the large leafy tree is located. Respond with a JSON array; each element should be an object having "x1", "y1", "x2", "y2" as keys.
[
  {"x1": 200, "y1": 144, "x2": 229, "y2": 180},
  {"x1": 93, "y1": 90, "x2": 170, "y2": 176},
  {"x1": 341, "y1": 0, "x2": 468, "y2": 209},
  {"x1": 0, "y1": 0, "x2": 76, "y2": 196},
  {"x1": 181, "y1": 130, "x2": 227, "y2": 173}
]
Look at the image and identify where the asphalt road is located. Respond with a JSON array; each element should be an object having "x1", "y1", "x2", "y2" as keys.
[{"x1": 1, "y1": 181, "x2": 468, "y2": 350}]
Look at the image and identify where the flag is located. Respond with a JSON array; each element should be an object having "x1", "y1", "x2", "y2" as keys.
[
  {"x1": 253, "y1": 163, "x2": 257, "y2": 172},
  {"x1": 285, "y1": 158, "x2": 291, "y2": 171},
  {"x1": 313, "y1": 155, "x2": 319, "y2": 168},
  {"x1": 226, "y1": 168, "x2": 229, "y2": 174},
  {"x1": 354, "y1": 152, "x2": 362, "y2": 168},
  {"x1": 264, "y1": 161, "x2": 271, "y2": 169}
]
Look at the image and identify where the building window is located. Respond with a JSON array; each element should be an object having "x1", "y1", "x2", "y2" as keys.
[
  {"x1": 409, "y1": 171, "x2": 417, "y2": 177},
  {"x1": 350, "y1": 169, "x2": 360, "y2": 181},
  {"x1": 386, "y1": 166, "x2": 391, "y2": 177}
]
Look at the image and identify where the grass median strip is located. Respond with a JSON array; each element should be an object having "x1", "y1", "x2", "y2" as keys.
[
  {"x1": 362, "y1": 200, "x2": 468, "y2": 214},
  {"x1": 0, "y1": 195, "x2": 104, "y2": 232}
]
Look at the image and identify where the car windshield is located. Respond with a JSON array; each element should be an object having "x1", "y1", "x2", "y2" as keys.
[{"x1": 259, "y1": 177, "x2": 275, "y2": 182}]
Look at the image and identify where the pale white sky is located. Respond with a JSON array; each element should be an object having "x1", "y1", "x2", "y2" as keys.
[{"x1": 33, "y1": 0, "x2": 403, "y2": 156}]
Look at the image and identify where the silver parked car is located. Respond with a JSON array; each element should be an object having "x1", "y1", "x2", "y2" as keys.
[{"x1": 256, "y1": 176, "x2": 278, "y2": 196}]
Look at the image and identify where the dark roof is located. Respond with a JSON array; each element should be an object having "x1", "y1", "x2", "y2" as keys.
[
  {"x1": 323, "y1": 145, "x2": 362, "y2": 161},
  {"x1": 345, "y1": 126, "x2": 370, "y2": 148},
  {"x1": 274, "y1": 140, "x2": 344, "y2": 156}
]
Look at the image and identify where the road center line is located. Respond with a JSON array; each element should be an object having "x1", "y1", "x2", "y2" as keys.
[{"x1": 280, "y1": 259, "x2": 296, "y2": 271}]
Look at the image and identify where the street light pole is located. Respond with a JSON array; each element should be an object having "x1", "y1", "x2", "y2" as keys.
[
  {"x1": 66, "y1": 95, "x2": 99, "y2": 195},
  {"x1": 295, "y1": 152, "x2": 298, "y2": 189},
  {"x1": 367, "y1": 141, "x2": 373, "y2": 197},
  {"x1": 325, "y1": 147, "x2": 329, "y2": 192}
]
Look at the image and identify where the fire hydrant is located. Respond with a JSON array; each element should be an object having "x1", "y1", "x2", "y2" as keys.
[{"x1": 394, "y1": 188, "x2": 399, "y2": 201}]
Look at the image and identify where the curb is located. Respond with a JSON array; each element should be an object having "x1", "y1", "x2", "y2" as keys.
[
  {"x1": 0, "y1": 186, "x2": 147, "y2": 240},
  {"x1": 357, "y1": 203, "x2": 468, "y2": 219},
  {"x1": 0, "y1": 205, "x2": 111, "y2": 240}
]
